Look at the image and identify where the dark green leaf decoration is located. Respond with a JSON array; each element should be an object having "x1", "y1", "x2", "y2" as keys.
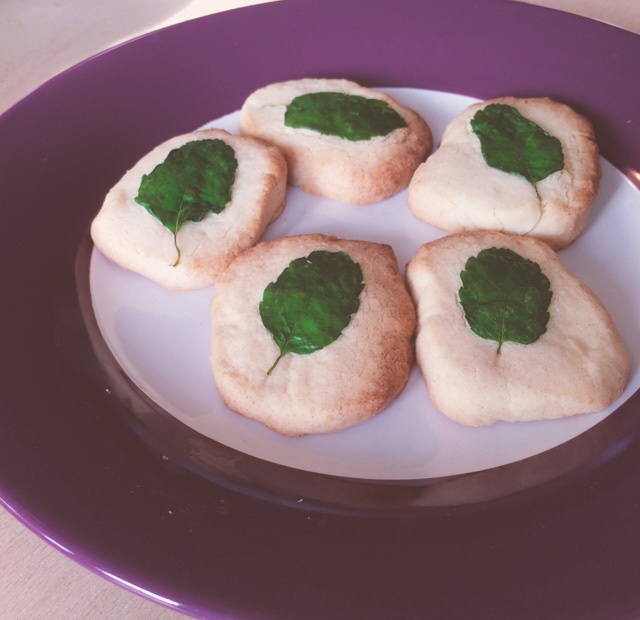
[
  {"x1": 284, "y1": 92, "x2": 407, "y2": 141},
  {"x1": 135, "y1": 139, "x2": 238, "y2": 266},
  {"x1": 458, "y1": 247, "x2": 552, "y2": 353},
  {"x1": 470, "y1": 103, "x2": 564, "y2": 201},
  {"x1": 260, "y1": 250, "x2": 365, "y2": 375}
]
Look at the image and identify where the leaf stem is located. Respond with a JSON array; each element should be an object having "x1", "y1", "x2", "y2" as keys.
[
  {"x1": 266, "y1": 352, "x2": 285, "y2": 376},
  {"x1": 533, "y1": 181, "x2": 543, "y2": 210},
  {"x1": 266, "y1": 297, "x2": 312, "y2": 376},
  {"x1": 171, "y1": 232, "x2": 181, "y2": 267},
  {"x1": 171, "y1": 193, "x2": 187, "y2": 267},
  {"x1": 497, "y1": 302, "x2": 506, "y2": 354}
]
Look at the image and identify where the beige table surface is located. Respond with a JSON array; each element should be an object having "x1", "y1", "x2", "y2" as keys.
[{"x1": 1, "y1": 1, "x2": 639, "y2": 618}]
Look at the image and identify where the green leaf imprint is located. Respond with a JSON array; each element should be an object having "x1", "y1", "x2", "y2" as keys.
[
  {"x1": 284, "y1": 92, "x2": 407, "y2": 141},
  {"x1": 458, "y1": 247, "x2": 552, "y2": 353},
  {"x1": 135, "y1": 139, "x2": 238, "y2": 266},
  {"x1": 470, "y1": 103, "x2": 564, "y2": 202},
  {"x1": 259, "y1": 250, "x2": 365, "y2": 375}
]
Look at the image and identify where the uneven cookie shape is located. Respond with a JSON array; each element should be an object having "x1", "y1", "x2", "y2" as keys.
[
  {"x1": 91, "y1": 128, "x2": 287, "y2": 290},
  {"x1": 406, "y1": 230, "x2": 629, "y2": 426},
  {"x1": 408, "y1": 97, "x2": 601, "y2": 249},
  {"x1": 210, "y1": 234, "x2": 416, "y2": 436},
  {"x1": 240, "y1": 78, "x2": 432, "y2": 204}
]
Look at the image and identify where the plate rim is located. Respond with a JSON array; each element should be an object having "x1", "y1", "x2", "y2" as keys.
[{"x1": 1, "y1": 0, "x2": 640, "y2": 618}]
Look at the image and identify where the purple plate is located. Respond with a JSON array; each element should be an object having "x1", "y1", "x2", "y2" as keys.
[{"x1": 1, "y1": 0, "x2": 639, "y2": 618}]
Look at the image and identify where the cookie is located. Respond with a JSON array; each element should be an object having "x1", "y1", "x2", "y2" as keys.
[
  {"x1": 406, "y1": 230, "x2": 629, "y2": 425},
  {"x1": 408, "y1": 97, "x2": 601, "y2": 249},
  {"x1": 210, "y1": 233, "x2": 416, "y2": 435},
  {"x1": 239, "y1": 78, "x2": 432, "y2": 204},
  {"x1": 91, "y1": 128, "x2": 287, "y2": 290}
]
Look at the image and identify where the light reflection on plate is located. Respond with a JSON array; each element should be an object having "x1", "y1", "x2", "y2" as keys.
[{"x1": 89, "y1": 89, "x2": 640, "y2": 480}]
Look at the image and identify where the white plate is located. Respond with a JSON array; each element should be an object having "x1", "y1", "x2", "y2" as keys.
[{"x1": 89, "y1": 88, "x2": 640, "y2": 480}]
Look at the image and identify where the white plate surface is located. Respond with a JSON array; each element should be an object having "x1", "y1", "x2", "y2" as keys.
[{"x1": 90, "y1": 88, "x2": 640, "y2": 480}]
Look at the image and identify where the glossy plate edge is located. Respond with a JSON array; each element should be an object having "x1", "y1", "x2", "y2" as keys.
[{"x1": 0, "y1": 1, "x2": 639, "y2": 618}]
